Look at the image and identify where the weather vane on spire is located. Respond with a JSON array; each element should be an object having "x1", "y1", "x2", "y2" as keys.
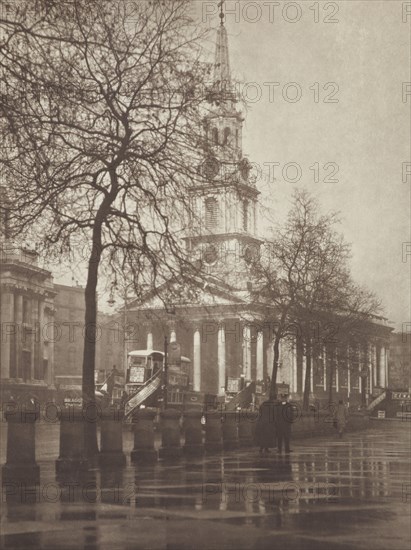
[{"x1": 218, "y1": 0, "x2": 225, "y2": 26}]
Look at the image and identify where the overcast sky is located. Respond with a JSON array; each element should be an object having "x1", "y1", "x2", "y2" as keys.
[{"x1": 193, "y1": 0, "x2": 410, "y2": 330}]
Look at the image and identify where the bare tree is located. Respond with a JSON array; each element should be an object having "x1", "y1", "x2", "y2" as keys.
[
  {"x1": 320, "y1": 286, "x2": 382, "y2": 406},
  {"x1": 0, "y1": 0, "x2": 211, "y2": 455},
  {"x1": 253, "y1": 190, "x2": 380, "y2": 403}
]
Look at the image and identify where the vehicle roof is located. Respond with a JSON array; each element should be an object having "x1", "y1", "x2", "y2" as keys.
[{"x1": 128, "y1": 350, "x2": 191, "y2": 363}]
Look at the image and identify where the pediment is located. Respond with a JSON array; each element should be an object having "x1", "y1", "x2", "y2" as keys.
[{"x1": 127, "y1": 277, "x2": 246, "y2": 312}]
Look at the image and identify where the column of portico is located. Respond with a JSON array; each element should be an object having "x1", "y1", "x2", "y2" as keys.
[
  {"x1": 0, "y1": 288, "x2": 14, "y2": 379},
  {"x1": 310, "y1": 353, "x2": 314, "y2": 393},
  {"x1": 266, "y1": 337, "x2": 273, "y2": 382},
  {"x1": 243, "y1": 324, "x2": 251, "y2": 381},
  {"x1": 218, "y1": 324, "x2": 226, "y2": 396},
  {"x1": 335, "y1": 348, "x2": 339, "y2": 394},
  {"x1": 146, "y1": 328, "x2": 153, "y2": 350},
  {"x1": 323, "y1": 346, "x2": 327, "y2": 392},
  {"x1": 368, "y1": 343, "x2": 373, "y2": 394},
  {"x1": 347, "y1": 344, "x2": 351, "y2": 397},
  {"x1": 302, "y1": 354, "x2": 306, "y2": 395},
  {"x1": 292, "y1": 338, "x2": 298, "y2": 393},
  {"x1": 358, "y1": 343, "x2": 363, "y2": 395},
  {"x1": 372, "y1": 344, "x2": 378, "y2": 387},
  {"x1": 384, "y1": 347, "x2": 388, "y2": 388},
  {"x1": 45, "y1": 307, "x2": 54, "y2": 386},
  {"x1": 379, "y1": 344, "x2": 386, "y2": 388},
  {"x1": 169, "y1": 325, "x2": 177, "y2": 344},
  {"x1": 256, "y1": 330, "x2": 264, "y2": 381},
  {"x1": 193, "y1": 325, "x2": 201, "y2": 392},
  {"x1": 15, "y1": 294, "x2": 23, "y2": 378},
  {"x1": 31, "y1": 295, "x2": 39, "y2": 380},
  {"x1": 22, "y1": 296, "x2": 32, "y2": 381},
  {"x1": 38, "y1": 300, "x2": 45, "y2": 380}
]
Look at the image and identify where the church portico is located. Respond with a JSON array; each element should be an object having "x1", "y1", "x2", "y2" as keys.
[
  {"x1": 126, "y1": 296, "x2": 275, "y2": 397},
  {"x1": 126, "y1": 294, "x2": 391, "y2": 404}
]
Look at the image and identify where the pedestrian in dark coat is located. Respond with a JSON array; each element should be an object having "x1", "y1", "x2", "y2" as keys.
[
  {"x1": 254, "y1": 400, "x2": 276, "y2": 454},
  {"x1": 274, "y1": 394, "x2": 295, "y2": 454},
  {"x1": 334, "y1": 399, "x2": 348, "y2": 438}
]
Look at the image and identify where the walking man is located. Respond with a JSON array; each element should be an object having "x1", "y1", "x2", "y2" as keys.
[
  {"x1": 254, "y1": 399, "x2": 276, "y2": 454},
  {"x1": 274, "y1": 394, "x2": 295, "y2": 454},
  {"x1": 334, "y1": 399, "x2": 348, "y2": 438}
]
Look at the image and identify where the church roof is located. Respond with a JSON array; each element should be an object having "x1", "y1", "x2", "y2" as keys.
[{"x1": 126, "y1": 274, "x2": 248, "y2": 312}]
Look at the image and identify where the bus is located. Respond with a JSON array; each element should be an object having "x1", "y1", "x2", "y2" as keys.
[{"x1": 125, "y1": 349, "x2": 192, "y2": 411}]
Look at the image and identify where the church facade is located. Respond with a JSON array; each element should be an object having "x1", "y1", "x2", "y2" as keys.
[{"x1": 124, "y1": 20, "x2": 392, "y2": 407}]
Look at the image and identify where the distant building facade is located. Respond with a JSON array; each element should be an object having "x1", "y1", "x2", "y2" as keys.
[
  {"x1": 0, "y1": 243, "x2": 56, "y2": 402},
  {"x1": 388, "y1": 332, "x2": 411, "y2": 391},
  {"x1": 53, "y1": 283, "x2": 122, "y2": 392}
]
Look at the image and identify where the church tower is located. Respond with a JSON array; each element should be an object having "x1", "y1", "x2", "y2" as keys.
[{"x1": 185, "y1": 9, "x2": 261, "y2": 289}]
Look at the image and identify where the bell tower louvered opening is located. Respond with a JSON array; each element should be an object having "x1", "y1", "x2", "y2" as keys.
[{"x1": 205, "y1": 197, "x2": 218, "y2": 229}]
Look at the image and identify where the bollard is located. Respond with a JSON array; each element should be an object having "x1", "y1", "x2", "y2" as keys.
[
  {"x1": 55, "y1": 407, "x2": 89, "y2": 475},
  {"x1": 183, "y1": 409, "x2": 204, "y2": 456},
  {"x1": 222, "y1": 410, "x2": 239, "y2": 450},
  {"x1": 2, "y1": 399, "x2": 40, "y2": 484},
  {"x1": 99, "y1": 408, "x2": 126, "y2": 467},
  {"x1": 130, "y1": 407, "x2": 158, "y2": 463},
  {"x1": 238, "y1": 409, "x2": 258, "y2": 447},
  {"x1": 159, "y1": 408, "x2": 182, "y2": 460},
  {"x1": 205, "y1": 411, "x2": 223, "y2": 452},
  {"x1": 100, "y1": 468, "x2": 124, "y2": 505}
]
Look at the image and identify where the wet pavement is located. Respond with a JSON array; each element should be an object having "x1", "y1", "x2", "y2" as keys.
[{"x1": 1, "y1": 421, "x2": 410, "y2": 549}]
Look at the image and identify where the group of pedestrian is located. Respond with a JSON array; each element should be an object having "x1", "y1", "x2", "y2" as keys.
[
  {"x1": 254, "y1": 393, "x2": 295, "y2": 454},
  {"x1": 254, "y1": 395, "x2": 349, "y2": 453}
]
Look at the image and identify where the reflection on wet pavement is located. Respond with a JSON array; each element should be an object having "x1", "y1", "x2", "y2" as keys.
[{"x1": 1, "y1": 422, "x2": 410, "y2": 549}]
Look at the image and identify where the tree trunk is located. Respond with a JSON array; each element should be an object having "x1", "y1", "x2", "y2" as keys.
[
  {"x1": 269, "y1": 337, "x2": 280, "y2": 400},
  {"x1": 82, "y1": 222, "x2": 103, "y2": 457},
  {"x1": 82, "y1": 180, "x2": 118, "y2": 457},
  {"x1": 303, "y1": 336, "x2": 311, "y2": 411}
]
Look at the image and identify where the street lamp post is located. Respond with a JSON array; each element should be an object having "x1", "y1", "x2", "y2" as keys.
[
  {"x1": 108, "y1": 280, "x2": 131, "y2": 388},
  {"x1": 163, "y1": 336, "x2": 168, "y2": 410},
  {"x1": 123, "y1": 294, "x2": 128, "y2": 380}
]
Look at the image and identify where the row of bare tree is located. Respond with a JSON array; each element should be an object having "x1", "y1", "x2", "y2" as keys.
[{"x1": 252, "y1": 191, "x2": 381, "y2": 406}]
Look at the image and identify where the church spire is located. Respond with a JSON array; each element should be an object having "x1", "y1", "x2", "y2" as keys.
[
  {"x1": 219, "y1": 0, "x2": 225, "y2": 26},
  {"x1": 213, "y1": 1, "x2": 233, "y2": 98}
]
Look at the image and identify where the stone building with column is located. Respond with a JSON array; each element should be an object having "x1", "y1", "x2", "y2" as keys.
[
  {"x1": 125, "y1": 287, "x2": 392, "y2": 407},
  {"x1": 387, "y1": 331, "x2": 411, "y2": 391},
  {"x1": 53, "y1": 283, "x2": 123, "y2": 392},
  {"x1": 0, "y1": 242, "x2": 56, "y2": 403},
  {"x1": 278, "y1": 318, "x2": 392, "y2": 407},
  {"x1": 125, "y1": 279, "x2": 271, "y2": 397}
]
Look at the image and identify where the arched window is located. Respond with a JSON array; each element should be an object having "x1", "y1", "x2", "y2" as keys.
[
  {"x1": 205, "y1": 197, "x2": 218, "y2": 229},
  {"x1": 223, "y1": 127, "x2": 231, "y2": 146},
  {"x1": 212, "y1": 127, "x2": 218, "y2": 146},
  {"x1": 242, "y1": 200, "x2": 249, "y2": 231}
]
